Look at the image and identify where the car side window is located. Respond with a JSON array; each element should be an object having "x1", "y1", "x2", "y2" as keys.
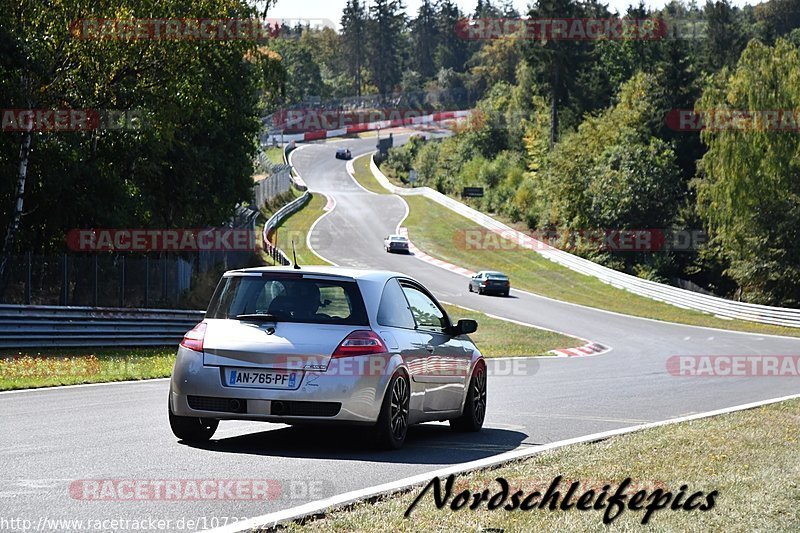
[
  {"x1": 377, "y1": 278, "x2": 416, "y2": 329},
  {"x1": 401, "y1": 284, "x2": 448, "y2": 333}
]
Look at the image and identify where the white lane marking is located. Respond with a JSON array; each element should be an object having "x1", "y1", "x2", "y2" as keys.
[
  {"x1": 206, "y1": 393, "x2": 800, "y2": 533},
  {"x1": 305, "y1": 192, "x2": 340, "y2": 267}
]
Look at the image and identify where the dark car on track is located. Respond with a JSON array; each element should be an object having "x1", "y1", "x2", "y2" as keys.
[
  {"x1": 384, "y1": 234, "x2": 410, "y2": 254},
  {"x1": 335, "y1": 147, "x2": 352, "y2": 160},
  {"x1": 469, "y1": 271, "x2": 510, "y2": 296}
]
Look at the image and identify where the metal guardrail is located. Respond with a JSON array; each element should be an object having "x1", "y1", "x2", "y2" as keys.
[
  {"x1": 370, "y1": 155, "x2": 800, "y2": 329},
  {"x1": 262, "y1": 191, "x2": 311, "y2": 266},
  {"x1": 0, "y1": 304, "x2": 204, "y2": 348},
  {"x1": 284, "y1": 145, "x2": 308, "y2": 191}
]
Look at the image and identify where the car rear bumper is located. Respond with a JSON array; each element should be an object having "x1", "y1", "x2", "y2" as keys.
[
  {"x1": 170, "y1": 346, "x2": 399, "y2": 424},
  {"x1": 481, "y1": 286, "x2": 510, "y2": 294}
]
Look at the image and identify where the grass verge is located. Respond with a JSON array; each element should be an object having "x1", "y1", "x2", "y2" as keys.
[
  {"x1": 277, "y1": 398, "x2": 800, "y2": 532},
  {"x1": 264, "y1": 146, "x2": 285, "y2": 165},
  {"x1": 0, "y1": 347, "x2": 175, "y2": 391},
  {"x1": 352, "y1": 154, "x2": 800, "y2": 337},
  {"x1": 443, "y1": 303, "x2": 581, "y2": 357},
  {"x1": 0, "y1": 308, "x2": 578, "y2": 391},
  {"x1": 271, "y1": 192, "x2": 332, "y2": 267}
]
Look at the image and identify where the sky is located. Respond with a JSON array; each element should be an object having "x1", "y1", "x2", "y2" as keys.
[{"x1": 267, "y1": 0, "x2": 756, "y2": 28}]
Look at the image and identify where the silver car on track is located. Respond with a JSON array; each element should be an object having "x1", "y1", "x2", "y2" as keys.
[{"x1": 169, "y1": 267, "x2": 487, "y2": 449}]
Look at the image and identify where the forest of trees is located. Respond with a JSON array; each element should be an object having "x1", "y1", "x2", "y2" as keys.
[
  {"x1": 362, "y1": 0, "x2": 800, "y2": 307},
  {"x1": 0, "y1": 0, "x2": 285, "y2": 273},
  {"x1": 3, "y1": 0, "x2": 800, "y2": 306}
]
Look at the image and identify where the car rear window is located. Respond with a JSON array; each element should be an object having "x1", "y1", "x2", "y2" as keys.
[
  {"x1": 206, "y1": 275, "x2": 369, "y2": 325},
  {"x1": 486, "y1": 273, "x2": 508, "y2": 280}
]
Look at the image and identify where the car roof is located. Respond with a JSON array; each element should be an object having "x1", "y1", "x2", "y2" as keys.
[
  {"x1": 224, "y1": 265, "x2": 406, "y2": 283},
  {"x1": 387, "y1": 234, "x2": 407, "y2": 239}
]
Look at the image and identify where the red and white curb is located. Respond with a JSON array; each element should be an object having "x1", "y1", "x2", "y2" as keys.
[
  {"x1": 267, "y1": 110, "x2": 471, "y2": 144},
  {"x1": 549, "y1": 342, "x2": 610, "y2": 358}
]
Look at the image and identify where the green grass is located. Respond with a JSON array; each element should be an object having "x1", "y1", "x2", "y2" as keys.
[
  {"x1": 277, "y1": 398, "x2": 800, "y2": 532},
  {"x1": 0, "y1": 347, "x2": 176, "y2": 391},
  {"x1": 272, "y1": 192, "x2": 332, "y2": 266},
  {"x1": 352, "y1": 154, "x2": 388, "y2": 194},
  {"x1": 264, "y1": 146, "x2": 285, "y2": 165},
  {"x1": 0, "y1": 306, "x2": 577, "y2": 391},
  {"x1": 443, "y1": 304, "x2": 581, "y2": 357},
  {"x1": 353, "y1": 155, "x2": 800, "y2": 338}
]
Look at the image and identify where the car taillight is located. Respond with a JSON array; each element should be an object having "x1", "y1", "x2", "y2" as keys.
[
  {"x1": 482, "y1": 281, "x2": 488, "y2": 286},
  {"x1": 180, "y1": 322, "x2": 207, "y2": 352},
  {"x1": 332, "y1": 330, "x2": 387, "y2": 358}
]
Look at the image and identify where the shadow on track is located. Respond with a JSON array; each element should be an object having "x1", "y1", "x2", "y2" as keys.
[{"x1": 184, "y1": 424, "x2": 530, "y2": 464}]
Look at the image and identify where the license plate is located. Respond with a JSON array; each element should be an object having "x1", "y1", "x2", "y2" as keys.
[{"x1": 225, "y1": 368, "x2": 299, "y2": 389}]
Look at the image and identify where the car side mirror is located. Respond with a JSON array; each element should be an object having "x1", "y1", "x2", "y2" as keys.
[{"x1": 451, "y1": 319, "x2": 478, "y2": 336}]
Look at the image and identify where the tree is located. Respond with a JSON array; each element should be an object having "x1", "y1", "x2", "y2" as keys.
[
  {"x1": 435, "y1": 0, "x2": 471, "y2": 73},
  {"x1": 695, "y1": 39, "x2": 800, "y2": 305},
  {"x1": 523, "y1": 0, "x2": 597, "y2": 146},
  {"x1": 703, "y1": 0, "x2": 748, "y2": 71},
  {"x1": 0, "y1": 0, "x2": 280, "y2": 272},
  {"x1": 531, "y1": 73, "x2": 673, "y2": 229},
  {"x1": 368, "y1": 0, "x2": 407, "y2": 97},
  {"x1": 411, "y1": 0, "x2": 438, "y2": 78},
  {"x1": 341, "y1": 0, "x2": 368, "y2": 96},
  {"x1": 270, "y1": 39, "x2": 325, "y2": 103}
]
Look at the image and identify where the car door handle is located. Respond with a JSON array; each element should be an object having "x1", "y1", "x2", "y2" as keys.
[{"x1": 425, "y1": 345, "x2": 435, "y2": 354}]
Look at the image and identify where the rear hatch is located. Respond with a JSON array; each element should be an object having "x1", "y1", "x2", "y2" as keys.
[
  {"x1": 202, "y1": 320, "x2": 358, "y2": 370},
  {"x1": 486, "y1": 275, "x2": 509, "y2": 288},
  {"x1": 201, "y1": 272, "x2": 370, "y2": 373}
]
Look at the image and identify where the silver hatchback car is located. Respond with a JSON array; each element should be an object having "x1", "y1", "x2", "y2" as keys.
[{"x1": 169, "y1": 267, "x2": 486, "y2": 449}]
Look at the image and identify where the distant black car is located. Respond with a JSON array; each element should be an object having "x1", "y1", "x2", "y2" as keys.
[
  {"x1": 469, "y1": 271, "x2": 510, "y2": 296},
  {"x1": 335, "y1": 147, "x2": 352, "y2": 160},
  {"x1": 384, "y1": 234, "x2": 410, "y2": 253}
]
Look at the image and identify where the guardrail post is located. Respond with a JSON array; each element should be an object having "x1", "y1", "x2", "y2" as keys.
[
  {"x1": 25, "y1": 251, "x2": 31, "y2": 305},
  {"x1": 93, "y1": 255, "x2": 98, "y2": 307},
  {"x1": 119, "y1": 255, "x2": 125, "y2": 308},
  {"x1": 144, "y1": 256, "x2": 150, "y2": 308},
  {"x1": 60, "y1": 253, "x2": 68, "y2": 305}
]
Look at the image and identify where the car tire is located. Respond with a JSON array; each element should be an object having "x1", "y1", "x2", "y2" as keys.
[
  {"x1": 503, "y1": 290, "x2": 509, "y2": 297},
  {"x1": 168, "y1": 396, "x2": 218, "y2": 442},
  {"x1": 478, "y1": 287, "x2": 484, "y2": 295},
  {"x1": 468, "y1": 284, "x2": 473, "y2": 292},
  {"x1": 374, "y1": 371, "x2": 410, "y2": 450},
  {"x1": 450, "y1": 362, "x2": 487, "y2": 433}
]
